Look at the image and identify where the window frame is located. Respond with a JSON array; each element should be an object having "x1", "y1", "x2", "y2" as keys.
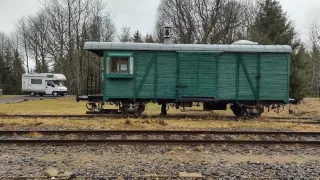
[
  {"x1": 31, "y1": 79, "x2": 42, "y2": 85},
  {"x1": 110, "y1": 56, "x2": 130, "y2": 74},
  {"x1": 104, "y1": 52, "x2": 134, "y2": 79}
]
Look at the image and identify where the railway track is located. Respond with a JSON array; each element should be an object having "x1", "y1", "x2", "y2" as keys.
[
  {"x1": 1, "y1": 130, "x2": 320, "y2": 145},
  {"x1": 1, "y1": 114, "x2": 320, "y2": 124}
]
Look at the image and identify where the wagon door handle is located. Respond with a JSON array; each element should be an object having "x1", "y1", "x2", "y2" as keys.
[
  {"x1": 257, "y1": 73, "x2": 261, "y2": 78},
  {"x1": 176, "y1": 85, "x2": 188, "y2": 88}
]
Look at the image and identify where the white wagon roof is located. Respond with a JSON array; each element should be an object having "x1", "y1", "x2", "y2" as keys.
[{"x1": 84, "y1": 41, "x2": 293, "y2": 56}]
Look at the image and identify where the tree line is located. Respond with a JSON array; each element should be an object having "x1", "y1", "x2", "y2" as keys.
[{"x1": 0, "y1": 0, "x2": 319, "y2": 99}]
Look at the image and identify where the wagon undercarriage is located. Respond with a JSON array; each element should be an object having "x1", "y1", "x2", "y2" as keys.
[{"x1": 77, "y1": 95, "x2": 285, "y2": 119}]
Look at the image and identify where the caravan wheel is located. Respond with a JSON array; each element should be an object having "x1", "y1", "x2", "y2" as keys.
[
  {"x1": 52, "y1": 92, "x2": 58, "y2": 97},
  {"x1": 30, "y1": 92, "x2": 35, "y2": 96}
]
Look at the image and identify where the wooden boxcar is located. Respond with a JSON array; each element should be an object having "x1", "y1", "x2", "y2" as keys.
[{"x1": 78, "y1": 40, "x2": 292, "y2": 117}]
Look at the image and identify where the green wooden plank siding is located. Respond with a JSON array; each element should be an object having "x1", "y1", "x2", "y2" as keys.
[
  {"x1": 179, "y1": 53, "x2": 198, "y2": 97},
  {"x1": 217, "y1": 54, "x2": 237, "y2": 99},
  {"x1": 103, "y1": 51, "x2": 290, "y2": 103},
  {"x1": 157, "y1": 52, "x2": 177, "y2": 98},
  {"x1": 104, "y1": 79, "x2": 134, "y2": 98},
  {"x1": 135, "y1": 52, "x2": 155, "y2": 98},
  {"x1": 178, "y1": 53, "x2": 217, "y2": 98},
  {"x1": 259, "y1": 54, "x2": 289, "y2": 102},
  {"x1": 238, "y1": 54, "x2": 258, "y2": 100},
  {"x1": 198, "y1": 54, "x2": 217, "y2": 97}
]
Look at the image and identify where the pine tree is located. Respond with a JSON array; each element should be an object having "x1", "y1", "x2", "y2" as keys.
[
  {"x1": 144, "y1": 34, "x2": 154, "y2": 43},
  {"x1": 133, "y1": 30, "x2": 143, "y2": 43},
  {"x1": 251, "y1": 0, "x2": 294, "y2": 45},
  {"x1": 250, "y1": 0, "x2": 307, "y2": 100},
  {"x1": 290, "y1": 46, "x2": 308, "y2": 99},
  {"x1": 12, "y1": 49, "x2": 25, "y2": 93}
]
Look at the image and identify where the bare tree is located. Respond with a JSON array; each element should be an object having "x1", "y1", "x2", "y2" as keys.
[
  {"x1": 119, "y1": 26, "x2": 132, "y2": 42},
  {"x1": 155, "y1": 0, "x2": 255, "y2": 44},
  {"x1": 307, "y1": 22, "x2": 320, "y2": 96},
  {"x1": 11, "y1": 0, "x2": 116, "y2": 95},
  {"x1": 16, "y1": 18, "x2": 30, "y2": 73}
]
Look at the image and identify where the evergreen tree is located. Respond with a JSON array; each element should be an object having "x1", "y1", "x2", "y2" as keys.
[
  {"x1": 12, "y1": 49, "x2": 25, "y2": 93},
  {"x1": 250, "y1": 0, "x2": 307, "y2": 100},
  {"x1": 144, "y1": 34, "x2": 154, "y2": 43},
  {"x1": 290, "y1": 46, "x2": 308, "y2": 99},
  {"x1": 133, "y1": 30, "x2": 143, "y2": 42},
  {"x1": 251, "y1": 0, "x2": 294, "y2": 45}
]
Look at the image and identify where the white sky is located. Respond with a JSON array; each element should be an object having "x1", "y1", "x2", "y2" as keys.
[{"x1": 0, "y1": 0, "x2": 320, "y2": 42}]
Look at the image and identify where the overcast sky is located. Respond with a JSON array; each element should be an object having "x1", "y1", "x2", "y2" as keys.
[{"x1": 0, "y1": 0, "x2": 320, "y2": 43}]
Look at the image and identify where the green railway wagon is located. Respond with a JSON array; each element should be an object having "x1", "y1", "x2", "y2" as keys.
[{"x1": 77, "y1": 39, "x2": 292, "y2": 118}]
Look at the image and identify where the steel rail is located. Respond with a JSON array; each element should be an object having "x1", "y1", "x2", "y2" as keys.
[
  {"x1": 1, "y1": 130, "x2": 320, "y2": 136},
  {"x1": 0, "y1": 175, "x2": 272, "y2": 179},
  {"x1": 0, "y1": 114, "x2": 318, "y2": 120},
  {"x1": 0, "y1": 114, "x2": 319, "y2": 124},
  {"x1": 0, "y1": 139, "x2": 320, "y2": 145}
]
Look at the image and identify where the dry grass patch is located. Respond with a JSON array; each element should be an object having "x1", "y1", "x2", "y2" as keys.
[
  {"x1": 1, "y1": 97, "x2": 319, "y2": 119},
  {"x1": 0, "y1": 95, "x2": 20, "y2": 99},
  {"x1": 0, "y1": 97, "x2": 319, "y2": 131},
  {"x1": 0, "y1": 97, "x2": 87, "y2": 115},
  {"x1": 0, "y1": 117, "x2": 319, "y2": 131},
  {"x1": 263, "y1": 98, "x2": 320, "y2": 118}
]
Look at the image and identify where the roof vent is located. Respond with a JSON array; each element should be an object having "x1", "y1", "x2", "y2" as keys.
[
  {"x1": 164, "y1": 26, "x2": 171, "y2": 44},
  {"x1": 232, "y1": 40, "x2": 258, "y2": 45}
]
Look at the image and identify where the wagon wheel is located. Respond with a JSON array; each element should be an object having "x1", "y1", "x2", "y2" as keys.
[
  {"x1": 257, "y1": 107, "x2": 264, "y2": 117},
  {"x1": 135, "y1": 105, "x2": 145, "y2": 117},
  {"x1": 121, "y1": 105, "x2": 145, "y2": 118},
  {"x1": 121, "y1": 106, "x2": 129, "y2": 118},
  {"x1": 231, "y1": 104, "x2": 264, "y2": 119},
  {"x1": 230, "y1": 104, "x2": 243, "y2": 118},
  {"x1": 231, "y1": 104, "x2": 252, "y2": 119}
]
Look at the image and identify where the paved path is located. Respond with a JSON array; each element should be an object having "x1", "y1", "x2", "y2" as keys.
[{"x1": 0, "y1": 95, "x2": 65, "y2": 104}]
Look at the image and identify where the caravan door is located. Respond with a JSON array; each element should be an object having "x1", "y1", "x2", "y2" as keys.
[{"x1": 45, "y1": 81, "x2": 54, "y2": 95}]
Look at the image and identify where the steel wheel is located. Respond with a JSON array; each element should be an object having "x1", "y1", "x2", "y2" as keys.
[{"x1": 30, "y1": 92, "x2": 35, "y2": 96}]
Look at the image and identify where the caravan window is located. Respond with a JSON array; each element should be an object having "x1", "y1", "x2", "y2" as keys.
[
  {"x1": 31, "y1": 79, "x2": 42, "y2": 84},
  {"x1": 47, "y1": 75, "x2": 54, "y2": 78}
]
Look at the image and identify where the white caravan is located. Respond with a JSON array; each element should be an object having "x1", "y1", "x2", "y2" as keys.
[{"x1": 22, "y1": 73, "x2": 68, "y2": 96}]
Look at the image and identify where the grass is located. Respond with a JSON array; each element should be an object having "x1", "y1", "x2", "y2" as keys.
[
  {"x1": 1, "y1": 96, "x2": 319, "y2": 118},
  {"x1": 0, "y1": 96, "x2": 319, "y2": 131},
  {"x1": 0, "y1": 96, "x2": 232, "y2": 116},
  {"x1": 0, "y1": 117, "x2": 319, "y2": 131},
  {"x1": 0, "y1": 97, "x2": 87, "y2": 115},
  {"x1": 235, "y1": 135, "x2": 249, "y2": 141},
  {"x1": 0, "y1": 95, "x2": 20, "y2": 99}
]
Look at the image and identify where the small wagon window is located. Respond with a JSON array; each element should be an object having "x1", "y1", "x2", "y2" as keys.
[
  {"x1": 119, "y1": 57, "x2": 129, "y2": 73},
  {"x1": 109, "y1": 57, "x2": 130, "y2": 74},
  {"x1": 111, "y1": 57, "x2": 118, "y2": 73},
  {"x1": 105, "y1": 52, "x2": 133, "y2": 78}
]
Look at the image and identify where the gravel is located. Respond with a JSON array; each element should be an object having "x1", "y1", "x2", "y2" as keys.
[
  {"x1": 0, "y1": 144, "x2": 319, "y2": 179},
  {"x1": 2, "y1": 133, "x2": 320, "y2": 141}
]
